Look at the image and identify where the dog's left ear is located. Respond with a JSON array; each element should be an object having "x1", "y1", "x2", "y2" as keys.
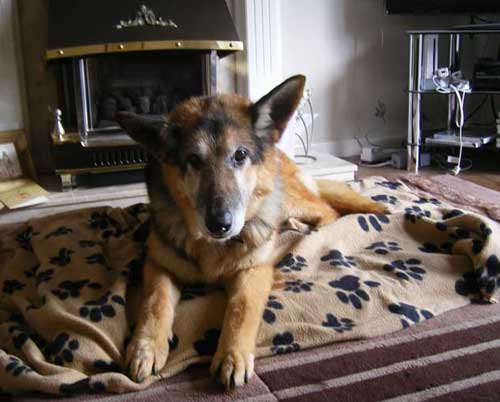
[
  {"x1": 252, "y1": 74, "x2": 306, "y2": 143},
  {"x1": 115, "y1": 111, "x2": 171, "y2": 161}
]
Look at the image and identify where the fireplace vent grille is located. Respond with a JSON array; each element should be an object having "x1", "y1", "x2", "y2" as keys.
[{"x1": 92, "y1": 149, "x2": 148, "y2": 167}]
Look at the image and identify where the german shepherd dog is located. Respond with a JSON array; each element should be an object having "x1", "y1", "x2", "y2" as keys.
[{"x1": 116, "y1": 75, "x2": 385, "y2": 388}]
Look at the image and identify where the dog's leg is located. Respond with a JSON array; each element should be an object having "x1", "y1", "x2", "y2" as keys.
[
  {"x1": 210, "y1": 264, "x2": 273, "y2": 389},
  {"x1": 316, "y1": 179, "x2": 387, "y2": 215},
  {"x1": 126, "y1": 258, "x2": 180, "y2": 382}
]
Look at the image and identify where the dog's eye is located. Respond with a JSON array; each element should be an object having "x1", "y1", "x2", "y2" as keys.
[
  {"x1": 234, "y1": 148, "x2": 248, "y2": 164},
  {"x1": 187, "y1": 154, "x2": 203, "y2": 169}
]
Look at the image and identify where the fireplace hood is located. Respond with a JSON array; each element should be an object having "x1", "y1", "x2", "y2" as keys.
[{"x1": 46, "y1": 0, "x2": 243, "y2": 60}]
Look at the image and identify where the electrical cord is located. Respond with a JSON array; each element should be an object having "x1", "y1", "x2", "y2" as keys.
[
  {"x1": 432, "y1": 70, "x2": 471, "y2": 175},
  {"x1": 450, "y1": 86, "x2": 466, "y2": 175},
  {"x1": 359, "y1": 160, "x2": 393, "y2": 168}
]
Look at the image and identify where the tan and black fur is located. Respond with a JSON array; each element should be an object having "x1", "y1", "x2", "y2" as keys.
[{"x1": 116, "y1": 75, "x2": 386, "y2": 388}]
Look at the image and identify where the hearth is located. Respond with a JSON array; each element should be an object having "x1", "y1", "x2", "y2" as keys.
[{"x1": 46, "y1": 0, "x2": 242, "y2": 189}]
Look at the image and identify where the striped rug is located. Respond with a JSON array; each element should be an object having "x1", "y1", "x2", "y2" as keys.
[{"x1": 11, "y1": 302, "x2": 500, "y2": 402}]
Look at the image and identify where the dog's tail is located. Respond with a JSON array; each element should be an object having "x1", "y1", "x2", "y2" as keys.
[{"x1": 316, "y1": 179, "x2": 387, "y2": 216}]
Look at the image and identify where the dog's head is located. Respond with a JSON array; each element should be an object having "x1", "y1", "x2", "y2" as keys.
[{"x1": 116, "y1": 75, "x2": 305, "y2": 241}]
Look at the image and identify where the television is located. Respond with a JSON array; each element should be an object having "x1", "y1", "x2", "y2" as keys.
[{"x1": 386, "y1": 0, "x2": 500, "y2": 14}]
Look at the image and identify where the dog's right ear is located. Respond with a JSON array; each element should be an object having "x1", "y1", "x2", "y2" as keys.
[
  {"x1": 252, "y1": 75, "x2": 306, "y2": 144},
  {"x1": 115, "y1": 112, "x2": 172, "y2": 161}
]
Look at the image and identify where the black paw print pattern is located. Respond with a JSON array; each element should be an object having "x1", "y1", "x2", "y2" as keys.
[
  {"x1": 89, "y1": 212, "x2": 127, "y2": 239},
  {"x1": 59, "y1": 378, "x2": 106, "y2": 395},
  {"x1": 450, "y1": 228, "x2": 471, "y2": 241},
  {"x1": 414, "y1": 197, "x2": 441, "y2": 205},
  {"x1": 442, "y1": 209, "x2": 464, "y2": 220},
  {"x1": 480, "y1": 223, "x2": 492, "y2": 238},
  {"x1": 85, "y1": 253, "x2": 111, "y2": 270},
  {"x1": 404, "y1": 206, "x2": 431, "y2": 223},
  {"x1": 79, "y1": 292, "x2": 125, "y2": 322},
  {"x1": 388, "y1": 302, "x2": 434, "y2": 329},
  {"x1": 430, "y1": 226, "x2": 481, "y2": 254},
  {"x1": 329, "y1": 275, "x2": 380, "y2": 309},
  {"x1": 371, "y1": 194, "x2": 397, "y2": 205},
  {"x1": 26, "y1": 295, "x2": 47, "y2": 312},
  {"x1": 7, "y1": 313, "x2": 47, "y2": 350},
  {"x1": 320, "y1": 249, "x2": 356, "y2": 268},
  {"x1": 9, "y1": 324, "x2": 31, "y2": 350},
  {"x1": 435, "y1": 221, "x2": 448, "y2": 232},
  {"x1": 52, "y1": 279, "x2": 102, "y2": 300},
  {"x1": 3, "y1": 279, "x2": 25, "y2": 295},
  {"x1": 375, "y1": 181, "x2": 402, "y2": 190},
  {"x1": 44, "y1": 333, "x2": 80, "y2": 366},
  {"x1": 49, "y1": 248, "x2": 75, "y2": 266},
  {"x1": 193, "y1": 328, "x2": 220, "y2": 356},
  {"x1": 263, "y1": 295, "x2": 284, "y2": 324},
  {"x1": 322, "y1": 313, "x2": 355, "y2": 333},
  {"x1": 275, "y1": 253, "x2": 308, "y2": 273},
  {"x1": 283, "y1": 279, "x2": 313, "y2": 293},
  {"x1": 357, "y1": 214, "x2": 390, "y2": 232},
  {"x1": 45, "y1": 226, "x2": 73, "y2": 239},
  {"x1": 365, "y1": 241, "x2": 401, "y2": 255},
  {"x1": 383, "y1": 259, "x2": 426, "y2": 281},
  {"x1": 23, "y1": 263, "x2": 54, "y2": 287},
  {"x1": 455, "y1": 271, "x2": 483, "y2": 302},
  {"x1": 271, "y1": 332, "x2": 300, "y2": 355},
  {"x1": 79, "y1": 240, "x2": 104, "y2": 248},
  {"x1": 16, "y1": 226, "x2": 40, "y2": 251},
  {"x1": 126, "y1": 203, "x2": 148, "y2": 217},
  {"x1": 471, "y1": 239, "x2": 484, "y2": 255},
  {"x1": 419, "y1": 242, "x2": 453, "y2": 255},
  {"x1": 93, "y1": 359, "x2": 122, "y2": 373},
  {"x1": 5, "y1": 356, "x2": 34, "y2": 377},
  {"x1": 475, "y1": 254, "x2": 500, "y2": 297}
]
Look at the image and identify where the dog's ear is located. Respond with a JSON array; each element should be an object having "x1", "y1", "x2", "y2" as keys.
[
  {"x1": 252, "y1": 74, "x2": 306, "y2": 143},
  {"x1": 115, "y1": 111, "x2": 172, "y2": 161}
]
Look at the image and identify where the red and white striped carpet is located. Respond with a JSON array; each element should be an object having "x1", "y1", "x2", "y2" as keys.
[{"x1": 13, "y1": 302, "x2": 499, "y2": 402}]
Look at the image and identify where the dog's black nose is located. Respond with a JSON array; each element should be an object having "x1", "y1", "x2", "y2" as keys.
[{"x1": 206, "y1": 210, "x2": 233, "y2": 237}]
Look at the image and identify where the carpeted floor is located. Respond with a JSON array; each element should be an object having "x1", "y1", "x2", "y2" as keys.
[{"x1": 400, "y1": 174, "x2": 500, "y2": 223}]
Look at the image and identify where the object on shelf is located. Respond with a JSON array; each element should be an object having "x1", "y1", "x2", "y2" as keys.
[
  {"x1": 473, "y1": 58, "x2": 500, "y2": 91},
  {"x1": 0, "y1": 179, "x2": 48, "y2": 210},
  {"x1": 425, "y1": 132, "x2": 497, "y2": 148},
  {"x1": 432, "y1": 130, "x2": 497, "y2": 144}
]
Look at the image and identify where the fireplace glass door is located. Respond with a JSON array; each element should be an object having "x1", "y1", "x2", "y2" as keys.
[{"x1": 73, "y1": 51, "x2": 203, "y2": 146}]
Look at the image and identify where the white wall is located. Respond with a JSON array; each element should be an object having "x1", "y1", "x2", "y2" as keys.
[
  {"x1": 280, "y1": 0, "x2": 468, "y2": 156},
  {"x1": 0, "y1": 0, "x2": 25, "y2": 131}
]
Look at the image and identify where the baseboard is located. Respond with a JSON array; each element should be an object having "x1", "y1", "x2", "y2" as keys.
[{"x1": 298, "y1": 135, "x2": 403, "y2": 158}]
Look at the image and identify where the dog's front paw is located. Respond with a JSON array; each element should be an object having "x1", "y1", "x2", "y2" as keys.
[
  {"x1": 210, "y1": 348, "x2": 255, "y2": 389},
  {"x1": 126, "y1": 336, "x2": 169, "y2": 382}
]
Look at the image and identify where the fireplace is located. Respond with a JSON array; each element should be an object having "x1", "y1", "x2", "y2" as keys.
[{"x1": 45, "y1": 0, "x2": 242, "y2": 189}]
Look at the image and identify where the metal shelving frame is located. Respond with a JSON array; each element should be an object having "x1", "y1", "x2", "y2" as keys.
[{"x1": 407, "y1": 28, "x2": 500, "y2": 174}]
